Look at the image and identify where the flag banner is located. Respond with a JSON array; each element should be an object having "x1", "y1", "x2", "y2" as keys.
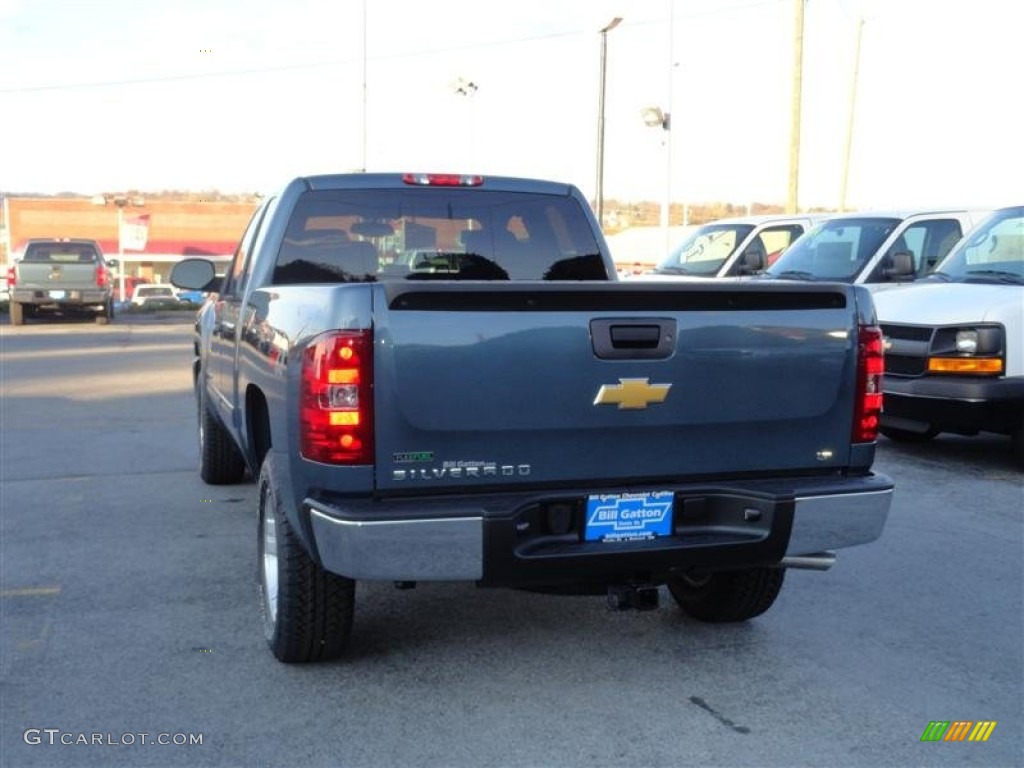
[{"x1": 120, "y1": 214, "x2": 150, "y2": 252}]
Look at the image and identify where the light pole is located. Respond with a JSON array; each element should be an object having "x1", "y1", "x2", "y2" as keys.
[
  {"x1": 359, "y1": 0, "x2": 367, "y2": 172},
  {"x1": 111, "y1": 197, "x2": 131, "y2": 303},
  {"x1": 839, "y1": 15, "x2": 864, "y2": 212},
  {"x1": 92, "y1": 194, "x2": 146, "y2": 302},
  {"x1": 641, "y1": 106, "x2": 671, "y2": 253},
  {"x1": 452, "y1": 77, "x2": 479, "y2": 168},
  {"x1": 595, "y1": 16, "x2": 622, "y2": 229},
  {"x1": 91, "y1": 194, "x2": 128, "y2": 301}
]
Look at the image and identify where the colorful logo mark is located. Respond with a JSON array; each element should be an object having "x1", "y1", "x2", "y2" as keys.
[{"x1": 920, "y1": 721, "x2": 997, "y2": 742}]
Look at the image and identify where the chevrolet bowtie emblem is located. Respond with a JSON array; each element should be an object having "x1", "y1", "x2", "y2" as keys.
[{"x1": 593, "y1": 378, "x2": 672, "y2": 409}]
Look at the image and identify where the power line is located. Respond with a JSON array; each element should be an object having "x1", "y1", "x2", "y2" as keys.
[
  {"x1": 0, "y1": 30, "x2": 579, "y2": 95},
  {"x1": 0, "y1": 0, "x2": 783, "y2": 95}
]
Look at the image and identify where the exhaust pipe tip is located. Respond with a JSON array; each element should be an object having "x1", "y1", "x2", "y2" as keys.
[{"x1": 777, "y1": 551, "x2": 837, "y2": 571}]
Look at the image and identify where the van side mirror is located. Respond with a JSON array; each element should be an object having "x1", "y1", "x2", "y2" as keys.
[
  {"x1": 885, "y1": 251, "x2": 915, "y2": 280},
  {"x1": 739, "y1": 248, "x2": 765, "y2": 274}
]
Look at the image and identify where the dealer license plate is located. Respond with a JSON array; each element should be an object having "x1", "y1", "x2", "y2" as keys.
[
  {"x1": 48, "y1": 290, "x2": 66, "y2": 299},
  {"x1": 584, "y1": 491, "x2": 674, "y2": 542}
]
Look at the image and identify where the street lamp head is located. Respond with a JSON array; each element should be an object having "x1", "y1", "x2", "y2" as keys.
[
  {"x1": 600, "y1": 17, "x2": 623, "y2": 33},
  {"x1": 641, "y1": 106, "x2": 669, "y2": 129},
  {"x1": 452, "y1": 77, "x2": 479, "y2": 96}
]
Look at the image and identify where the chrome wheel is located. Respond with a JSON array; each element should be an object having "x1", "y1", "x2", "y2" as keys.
[{"x1": 260, "y1": 488, "x2": 279, "y2": 625}]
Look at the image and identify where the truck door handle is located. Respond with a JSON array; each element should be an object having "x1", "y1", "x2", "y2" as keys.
[{"x1": 591, "y1": 318, "x2": 676, "y2": 360}]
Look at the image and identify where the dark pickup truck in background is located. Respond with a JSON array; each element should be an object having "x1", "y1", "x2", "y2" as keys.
[
  {"x1": 171, "y1": 172, "x2": 894, "y2": 663},
  {"x1": 7, "y1": 238, "x2": 117, "y2": 325}
]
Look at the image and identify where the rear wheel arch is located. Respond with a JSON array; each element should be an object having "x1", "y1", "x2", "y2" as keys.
[{"x1": 246, "y1": 384, "x2": 272, "y2": 472}]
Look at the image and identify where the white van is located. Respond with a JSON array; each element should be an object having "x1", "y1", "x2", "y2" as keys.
[
  {"x1": 764, "y1": 209, "x2": 989, "y2": 290},
  {"x1": 636, "y1": 214, "x2": 826, "y2": 279},
  {"x1": 872, "y1": 205, "x2": 1024, "y2": 464}
]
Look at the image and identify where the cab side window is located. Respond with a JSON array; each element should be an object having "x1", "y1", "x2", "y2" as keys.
[
  {"x1": 761, "y1": 225, "x2": 805, "y2": 266},
  {"x1": 921, "y1": 219, "x2": 963, "y2": 272},
  {"x1": 871, "y1": 219, "x2": 963, "y2": 281},
  {"x1": 222, "y1": 202, "x2": 270, "y2": 298},
  {"x1": 729, "y1": 225, "x2": 804, "y2": 275}
]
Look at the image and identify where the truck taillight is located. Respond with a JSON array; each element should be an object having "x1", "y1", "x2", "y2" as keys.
[
  {"x1": 96, "y1": 264, "x2": 108, "y2": 287},
  {"x1": 853, "y1": 325, "x2": 884, "y2": 443},
  {"x1": 5, "y1": 265, "x2": 15, "y2": 288},
  {"x1": 300, "y1": 330, "x2": 374, "y2": 464}
]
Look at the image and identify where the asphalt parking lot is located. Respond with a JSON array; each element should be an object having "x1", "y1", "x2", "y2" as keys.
[{"x1": 1, "y1": 315, "x2": 1021, "y2": 768}]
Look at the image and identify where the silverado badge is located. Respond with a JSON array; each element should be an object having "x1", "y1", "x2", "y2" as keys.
[{"x1": 593, "y1": 378, "x2": 671, "y2": 409}]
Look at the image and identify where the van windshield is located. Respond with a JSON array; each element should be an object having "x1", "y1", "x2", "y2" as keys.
[
  {"x1": 932, "y1": 207, "x2": 1024, "y2": 284},
  {"x1": 766, "y1": 218, "x2": 899, "y2": 281},
  {"x1": 654, "y1": 223, "x2": 755, "y2": 276}
]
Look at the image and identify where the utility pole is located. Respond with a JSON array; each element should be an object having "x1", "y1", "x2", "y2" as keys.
[
  {"x1": 786, "y1": 0, "x2": 805, "y2": 214},
  {"x1": 839, "y1": 15, "x2": 864, "y2": 212}
]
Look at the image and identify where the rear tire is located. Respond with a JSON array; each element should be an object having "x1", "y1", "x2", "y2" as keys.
[
  {"x1": 1012, "y1": 421, "x2": 1024, "y2": 470},
  {"x1": 880, "y1": 426, "x2": 938, "y2": 443},
  {"x1": 9, "y1": 301, "x2": 25, "y2": 326},
  {"x1": 668, "y1": 567, "x2": 785, "y2": 622},
  {"x1": 95, "y1": 299, "x2": 114, "y2": 324},
  {"x1": 258, "y1": 454, "x2": 355, "y2": 663},
  {"x1": 198, "y1": 383, "x2": 247, "y2": 485}
]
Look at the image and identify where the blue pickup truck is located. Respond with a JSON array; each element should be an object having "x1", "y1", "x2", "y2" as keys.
[{"x1": 171, "y1": 173, "x2": 894, "y2": 663}]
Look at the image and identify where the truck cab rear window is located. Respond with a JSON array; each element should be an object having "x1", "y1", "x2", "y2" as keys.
[
  {"x1": 272, "y1": 189, "x2": 608, "y2": 284},
  {"x1": 23, "y1": 244, "x2": 99, "y2": 263}
]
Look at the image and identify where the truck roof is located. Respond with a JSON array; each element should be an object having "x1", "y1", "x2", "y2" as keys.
[
  {"x1": 298, "y1": 172, "x2": 579, "y2": 197},
  {"x1": 819, "y1": 208, "x2": 988, "y2": 221},
  {"x1": 690, "y1": 213, "x2": 828, "y2": 226}
]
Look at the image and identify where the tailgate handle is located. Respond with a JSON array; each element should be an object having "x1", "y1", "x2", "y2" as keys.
[
  {"x1": 591, "y1": 318, "x2": 676, "y2": 360},
  {"x1": 610, "y1": 325, "x2": 660, "y2": 348}
]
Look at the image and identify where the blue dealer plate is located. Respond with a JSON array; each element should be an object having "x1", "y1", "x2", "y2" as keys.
[{"x1": 584, "y1": 491, "x2": 674, "y2": 542}]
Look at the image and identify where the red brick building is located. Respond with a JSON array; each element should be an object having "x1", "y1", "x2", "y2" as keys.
[{"x1": 1, "y1": 196, "x2": 259, "y2": 299}]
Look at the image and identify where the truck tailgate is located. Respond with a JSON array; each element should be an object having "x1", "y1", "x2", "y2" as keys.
[
  {"x1": 374, "y1": 283, "x2": 859, "y2": 491},
  {"x1": 16, "y1": 262, "x2": 99, "y2": 290}
]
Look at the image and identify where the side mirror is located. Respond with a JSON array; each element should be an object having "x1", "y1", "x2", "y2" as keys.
[
  {"x1": 886, "y1": 251, "x2": 915, "y2": 279},
  {"x1": 171, "y1": 258, "x2": 220, "y2": 292},
  {"x1": 740, "y1": 248, "x2": 765, "y2": 273},
  {"x1": 106, "y1": 258, "x2": 120, "y2": 268}
]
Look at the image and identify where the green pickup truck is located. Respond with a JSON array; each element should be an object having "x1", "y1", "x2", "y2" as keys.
[{"x1": 7, "y1": 238, "x2": 117, "y2": 325}]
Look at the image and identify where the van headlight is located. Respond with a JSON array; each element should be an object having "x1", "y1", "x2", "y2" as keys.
[
  {"x1": 928, "y1": 325, "x2": 1004, "y2": 374},
  {"x1": 955, "y1": 330, "x2": 978, "y2": 354}
]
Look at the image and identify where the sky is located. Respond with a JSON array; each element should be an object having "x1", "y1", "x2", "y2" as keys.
[{"x1": 0, "y1": 0, "x2": 1021, "y2": 212}]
